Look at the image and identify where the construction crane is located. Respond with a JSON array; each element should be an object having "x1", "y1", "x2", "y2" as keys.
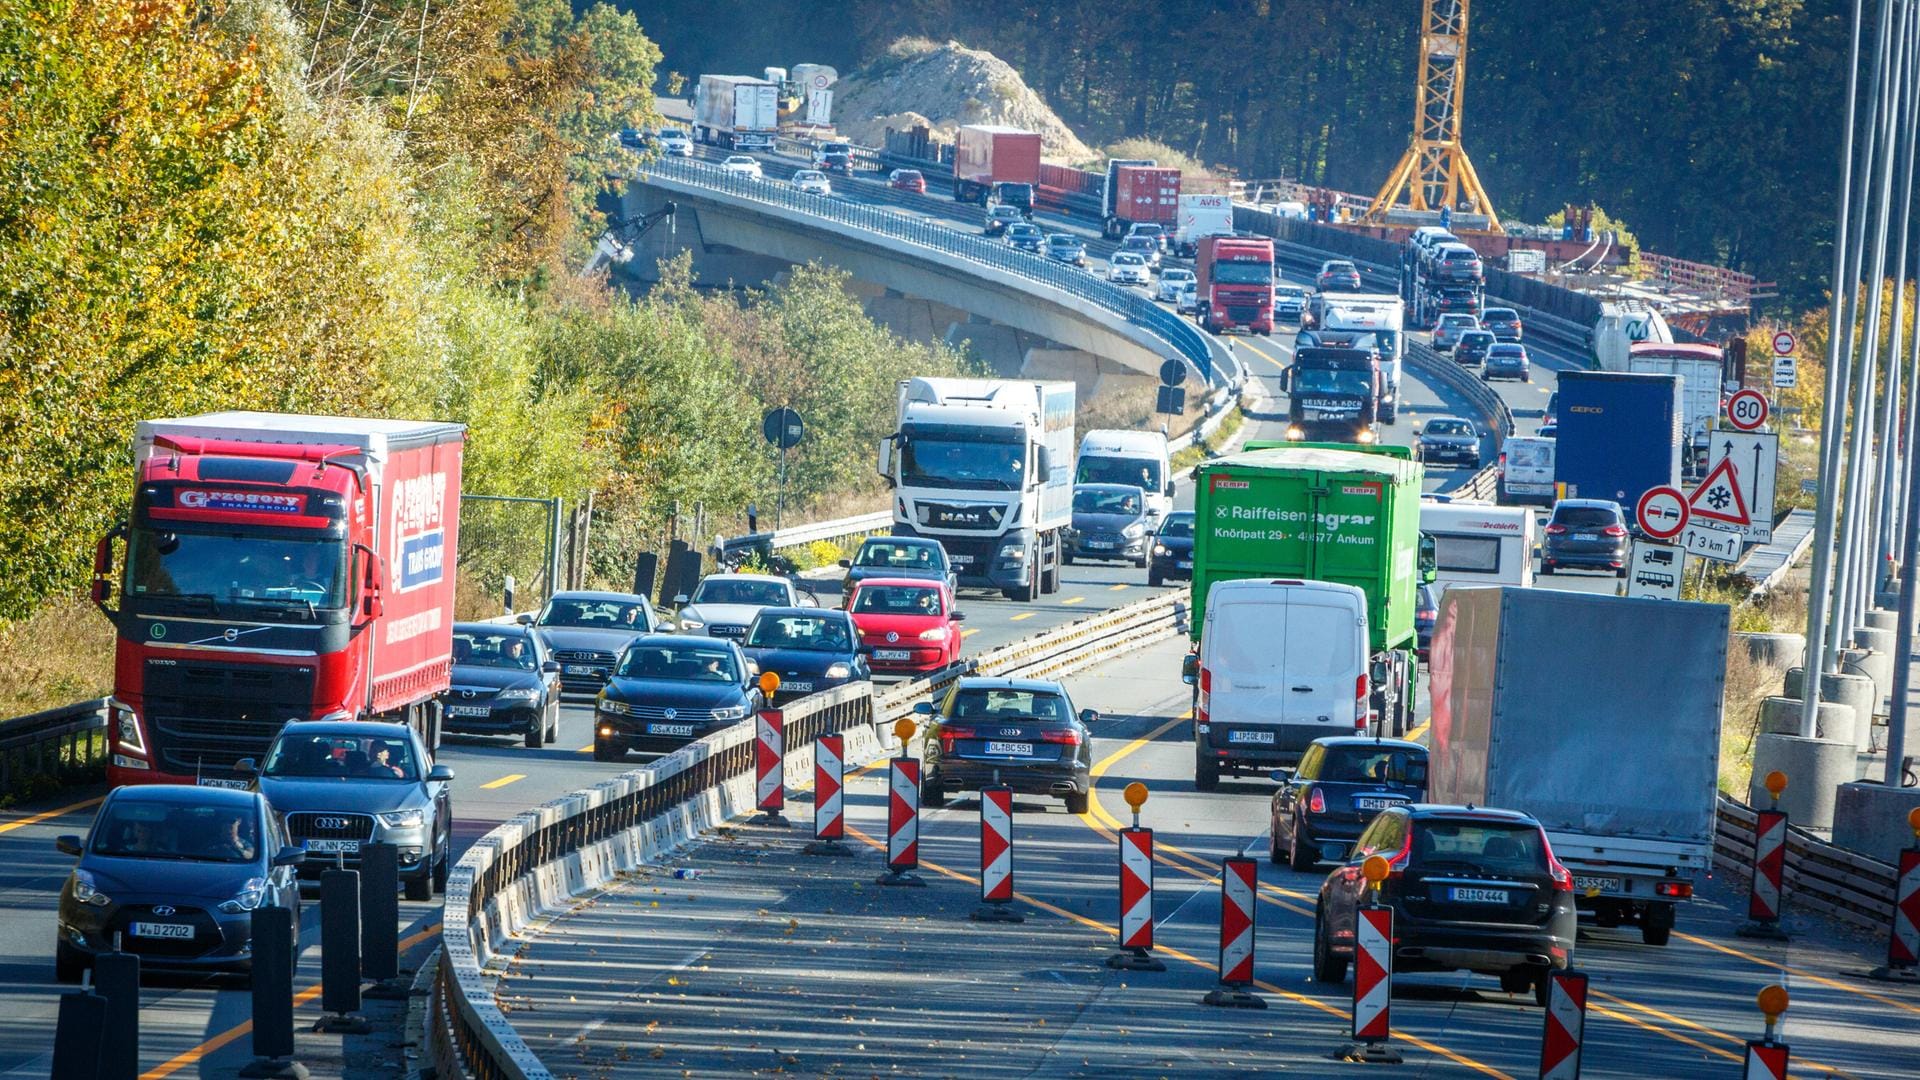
[{"x1": 1364, "y1": 0, "x2": 1503, "y2": 234}]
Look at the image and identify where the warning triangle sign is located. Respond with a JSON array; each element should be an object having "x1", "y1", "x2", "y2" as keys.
[{"x1": 1687, "y1": 456, "x2": 1751, "y2": 527}]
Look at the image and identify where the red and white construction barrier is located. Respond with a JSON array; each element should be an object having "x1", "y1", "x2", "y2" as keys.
[
  {"x1": 876, "y1": 757, "x2": 924, "y2": 886},
  {"x1": 1743, "y1": 1039, "x2": 1789, "y2": 1079},
  {"x1": 971, "y1": 786, "x2": 1023, "y2": 923},
  {"x1": 1106, "y1": 827, "x2": 1163, "y2": 970},
  {"x1": 1539, "y1": 969, "x2": 1589, "y2": 1080},
  {"x1": 1737, "y1": 808, "x2": 1790, "y2": 940},
  {"x1": 1870, "y1": 845, "x2": 1920, "y2": 982},
  {"x1": 1338, "y1": 905, "x2": 1402, "y2": 1062},
  {"x1": 1201, "y1": 857, "x2": 1263, "y2": 1008},
  {"x1": 803, "y1": 732, "x2": 848, "y2": 856},
  {"x1": 753, "y1": 709, "x2": 787, "y2": 824}
]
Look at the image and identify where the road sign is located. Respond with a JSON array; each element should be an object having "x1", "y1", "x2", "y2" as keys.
[
  {"x1": 1159, "y1": 358, "x2": 1188, "y2": 387},
  {"x1": 1707, "y1": 432, "x2": 1778, "y2": 543},
  {"x1": 1688, "y1": 455, "x2": 1752, "y2": 529},
  {"x1": 762, "y1": 406, "x2": 805, "y2": 449},
  {"x1": 1680, "y1": 521, "x2": 1744, "y2": 563},
  {"x1": 1626, "y1": 540, "x2": 1686, "y2": 600},
  {"x1": 1635, "y1": 486, "x2": 1690, "y2": 541},
  {"x1": 1771, "y1": 329, "x2": 1797, "y2": 355},
  {"x1": 1726, "y1": 388, "x2": 1770, "y2": 431},
  {"x1": 1773, "y1": 355, "x2": 1797, "y2": 388},
  {"x1": 1156, "y1": 385, "x2": 1186, "y2": 416}
]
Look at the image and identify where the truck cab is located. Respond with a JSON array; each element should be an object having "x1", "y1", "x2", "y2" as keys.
[
  {"x1": 1282, "y1": 347, "x2": 1381, "y2": 444},
  {"x1": 1307, "y1": 294, "x2": 1405, "y2": 423},
  {"x1": 1195, "y1": 236, "x2": 1275, "y2": 336},
  {"x1": 1074, "y1": 429, "x2": 1174, "y2": 520}
]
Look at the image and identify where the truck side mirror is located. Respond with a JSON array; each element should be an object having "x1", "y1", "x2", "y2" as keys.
[
  {"x1": 1181, "y1": 654, "x2": 1199, "y2": 685},
  {"x1": 876, "y1": 437, "x2": 895, "y2": 484},
  {"x1": 91, "y1": 523, "x2": 127, "y2": 615},
  {"x1": 1418, "y1": 533, "x2": 1438, "y2": 584},
  {"x1": 1034, "y1": 447, "x2": 1052, "y2": 484},
  {"x1": 1280, "y1": 367, "x2": 1294, "y2": 394},
  {"x1": 1165, "y1": 480, "x2": 1177, "y2": 498},
  {"x1": 356, "y1": 544, "x2": 385, "y2": 621}
]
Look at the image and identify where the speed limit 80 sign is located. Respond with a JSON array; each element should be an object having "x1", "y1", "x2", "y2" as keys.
[{"x1": 1725, "y1": 388, "x2": 1770, "y2": 432}]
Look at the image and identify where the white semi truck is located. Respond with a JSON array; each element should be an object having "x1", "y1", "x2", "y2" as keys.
[
  {"x1": 877, "y1": 378, "x2": 1075, "y2": 601},
  {"x1": 693, "y1": 75, "x2": 779, "y2": 151},
  {"x1": 1303, "y1": 293, "x2": 1406, "y2": 424}
]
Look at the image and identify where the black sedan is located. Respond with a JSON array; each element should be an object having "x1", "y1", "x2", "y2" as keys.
[
  {"x1": 1065, "y1": 483, "x2": 1150, "y2": 567},
  {"x1": 593, "y1": 635, "x2": 761, "y2": 760},
  {"x1": 1314, "y1": 804, "x2": 1578, "y2": 1006},
  {"x1": 530, "y1": 590, "x2": 660, "y2": 694},
  {"x1": 1415, "y1": 417, "x2": 1481, "y2": 469},
  {"x1": 741, "y1": 608, "x2": 868, "y2": 703},
  {"x1": 917, "y1": 678, "x2": 1097, "y2": 814},
  {"x1": 55, "y1": 785, "x2": 305, "y2": 983},
  {"x1": 1269, "y1": 737, "x2": 1426, "y2": 870},
  {"x1": 839, "y1": 536, "x2": 956, "y2": 597},
  {"x1": 443, "y1": 623, "x2": 563, "y2": 747},
  {"x1": 1483, "y1": 343, "x2": 1532, "y2": 382},
  {"x1": 1006, "y1": 222, "x2": 1045, "y2": 253},
  {"x1": 1147, "y1": 511, "x2": 1195, "y2": 587}
]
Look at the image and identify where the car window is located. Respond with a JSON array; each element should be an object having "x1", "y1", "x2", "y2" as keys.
[
  {"x1": 92, "y1": 800, "x2": 261, "y2": 863},
  {"x1": 1490, "y1": 345, "x2": 1526, "y2": 358},
  {"x1": 948, "y1": 688, "x2": 1068, "y2": 722},
  {"x1": 1411, "y1": 820, "x2": 1546, "y2": 873},
  {"x1": 1295, "y1": 743, "x2": 1325, "y2": 780},
  {"x1": 855, "y1": 541, "x2": 940, "y2": 570},
  {"x1": 1157, "y1": 513, "x2": 1194, "y2": 539},
  {"x1": 454, "y1": 630, "x2": 539, "y2": 670},
  {"x1": 745, "y1": 614, "x2": 852, "y2": 651},
  {"x1": 691, "y1": 579, "x2": 790, "y2": 606},
  {"x1": 1073, "y1": 488, "x2": 1142, "y2": 514},
  {"x1": 852, "y1": 584, "x2": 944, "y2": 616},
  {"x1": 538, "y1": 598, "x2": 651, "y2": 630},
  {"x1": 617, "y1": 642, "x2": 739, "y2": 682},
  {"x1": 1319, "y1": 746, "x2": 1427, "y2": 784},
  {"x1": 1424, "y1": 420, "x2": 1472, "y2": 436},
  {"x1": 1553, "y1": 506, "x2": 1621, "y2": 528},
  {"x1": 264, "y1": 732, "x2": 419, "y2": 781},
  {"x1": 1113, "y1": 253, "x2": 1142, "y2": 265}
]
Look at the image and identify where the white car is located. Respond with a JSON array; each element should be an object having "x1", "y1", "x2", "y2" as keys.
[
  {"x1": 675, "y1": 573, "x2": 813, "y2": 638},
  {"x1": 1107, "y1": 252, "x2": 1151, "y2": 286},
  {"x1": 1157, "y1": 268, "x2": 1197, "y2": 303},
  {"x1": 657, "y1": 128, "x2": 693, "y2": 157},
  {"x1": 790, "y1": 169, "x2": 832, "y2": 196},
  {"x1": 721, "y1": 155, "x2": 763, "y2": 180},
  {"x1": 1177, "y1": 281, "x2": 1200, "y2": 314},
  {"x1": 1433, "y1": 312, "x2": 1482, "y2": 351}
]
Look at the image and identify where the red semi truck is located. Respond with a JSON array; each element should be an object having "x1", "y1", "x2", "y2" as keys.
[
  {"x1": 954, "y1": 124, "x2": 1042, "y2": 210},
  {"x1": 92, "y1": 412, "x2": 466, "y2": 786},
  {"x1": 1195, "y1": 235, "x2": 1276, "y2": 335},
  {"x1": 1102, "y1": 161, "x2": 1180, "y2": 240}
]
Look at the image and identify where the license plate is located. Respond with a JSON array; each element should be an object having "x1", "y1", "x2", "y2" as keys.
[
  {"x1": 1176, "y1": 560, "x2": 1193, "y2": 569},
  {"x1": 1448, "y1": 887, "x2": 1509, "y2": 904},
  {"x1": 648, "y1": 723, "x2": 695, "y2": 737},
  {"x1": 1574, "y1": 875, "x2": 1622, "y2": 895},
  {"x1": 1575, "y1": 532, "x2": 1599, "y2": 541},
  {"x1": 132, "y1": 922, "x2": 196, "y2": 940},
  {"x1": 1354, "y1": 796, "x2": 1403, "y2": 811},
  {"x1": 446, "y1": 705, "x2": 492, "y2": 718},
  {"x1": 564, "y1": 664, "x2": 599, "y2": 675},
  {"x1": 307, "y1": 839, "x2": 360, "y2": 853},
  {"x1": 948, "y1": 555, "x2": 973, "y2": 566},
  {"x1": 1227, "y1": 729, "x2": 1275, "y2": 744},
  {"x1": 196, "y1": 777, "x2": 250, "y2": 790},
  {"x1": 874, "y1": 649, "x2": 911, "y2": 660},
  {"x1": 984, "y1": 741, "x2": 1033, "y2": 756},
  {"x1": 1086, "y1": 540, "x2": 1114, "y2": 550},
  {"x1": 781, "y1": 681, "x2": 814, "y2": 693}
]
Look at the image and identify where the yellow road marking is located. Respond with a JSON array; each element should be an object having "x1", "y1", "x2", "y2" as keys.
[
  {"x1": 1405, "y1": 720, "x2": 1431, "y2": 742},
  {"x1": 480, "y1": 774, "x2": 526, "y2": 790},
  {"x1": 1010, "y1": 612, "x2": 1036, "y2": 622},
  {"x1": 139, "y1": 923, "x2": 443, "y2": 1080},
  {"x1": 962, "y1": 628, "x2": 981, "y2": 638},
  {"x1": 1061, "y1": 596, "x2": 1085, "y2": 606},
  {"x1": 1676, "y1": 930, "x2": 1920, "y2": 1019},
  {"x1": 1589, "y1": 989, "x2": 1855, "y2": 1077},
  {"x1": 0, "y1": 796, "x2": 103, "y2": 835},
  {"x1": 577, "y1": 744, "x2": 597, "y2": 753},
  {"x1": 1107, "y1": 583, "x2": 1130, "y2": 592}
]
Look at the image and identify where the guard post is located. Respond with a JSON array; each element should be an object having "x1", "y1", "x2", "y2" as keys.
[
  {"x1": 1737, "y1": 770, "x2": 1791, "y2": 941},
  {"x1": 876, "y1": 717, "x2": 926, "y2": 887},
  {"x1": 803, "y1": 731, "x2": 852, "y2": 856},
  {"x1": 1742, "y1": 985, "x2": 1791, "y2": 1079},
  {"x1": 314, "y1": 857, "x2": 371, "y2": 1033},
  {"x1": 359, "y1": 842, "x2": 408, "y2": 1000},
  {"x1": 1337, "y1": 854, "x2": 1402, "y2": 1062},
  {"x1": 238, "y1": 905, "x2": 307, "y2": 1079},
  {"x1": 754, "y1": 674, "x2": 789, "y2": 827},
  {"x1": 971, "y1": 783, "x2": 1023, "y2": 922},
  {"x1": 50, "y1": 981, "x2": 106, "y2": 1080},
  {"x1": 1201, "y1": 856, "x2": 1265, "y2": 1008},
  {"x1": 1538, "y1": 968, "x2": 1589, "y2": 1079},
  {"x1": 1107, "y1": 782, "x2": 1165, "y2": 971},
  {"x1": 92, "y1": 937, "x2": 140, "y2": 1080},
  {"x1": 1868, "y1": 806, "x2": 1920, "y2": 983}
]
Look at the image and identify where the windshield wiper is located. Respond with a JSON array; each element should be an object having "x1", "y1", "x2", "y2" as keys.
[
  {"x1": 144, "y1": 592, "x2": 220, "y2": 613},
  {"x1": 231, "y1": 595, "x2": 318, "y2": 618}
]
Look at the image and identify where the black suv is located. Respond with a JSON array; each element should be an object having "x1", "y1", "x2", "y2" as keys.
[
  {"x1": 1542, "y1": 499, "x2": 1629, "y2": 577},
  {"x1": 1147, "y1": 511, "x2": 1195, "y2": 587},
  {"x1": 1269, "y1": 737, "x2": 1427, "y2": 870},
  {"x1": 1454, "y1": 330, "x2": 1496, "y2": 367},
  {"x1": 1313, "y1": 804, "x2": 1577, "y2": 1006}
]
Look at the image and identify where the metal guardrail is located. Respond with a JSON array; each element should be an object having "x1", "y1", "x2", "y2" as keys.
[
  {"x1": 1735, "y1": 508, "x2": 1817, "y2": 598},
  {"x1": 1713, "y1": 795, "x2": 1897, "y2": 933},
  {"x1": 641, "y1": 157, "x2": 1218, "y2": 384},
  {"x1": 0, "y1": 698, "x2": 108, "y2": 800},
  {"x1": 430, "y1": 591, "x2": 1188, "y2": 1079}
]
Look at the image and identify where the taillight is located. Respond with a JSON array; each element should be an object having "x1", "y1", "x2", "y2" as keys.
[
  {"x1": 1602, "y1": 524, "x2": 1628, "y2": 537},
  {"x1": 1198, "y1": 667, "x2": 1212, "y2": 724},
  {"x1": 1354, "y1": 673, "x2": 1369, "y2": 729},
  {"x1": 1545, "y1": 524, "x2": 1568, "y2": 535},
  {"x1": 939, "y1": 726, "x2": 976, "y2": 751},
  {"x1": 1307, "y1": 788, "x2": 1326, "y2": 814},
  {"x1": 1656, "y1": 880, "x2": 1693, "y2": 899},
  {"x1": 1544, "y1": 829, "x2": 1574, "y2": 892},
  {"x1": 1040, "y1": 728, "x2": 1083, "y2": 746}
]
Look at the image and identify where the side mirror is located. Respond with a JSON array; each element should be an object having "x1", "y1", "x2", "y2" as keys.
[
  {"x1": 1033, "y1": 447, "x2": 1052, "y2": 485},
  {"x1": 1269, "y1": 768, "x2": 1295, "y2": 782},
  {"x1": 516, "y1": 613, "x2": 535, "y2": 626},
  {"x1": 1281, "y1": 367, "x2": 1294, "y2": 394},
  {"x1": 838, "y1": 559, "x2": 851, "y2": 569},
  {"x1": 1165, "y1": 481, "x2": 1177, "y2": 498},
  {"x1": 233, "y1": 758, "x2": 258, "y2": 776},
  {"x1": 1180, "y1": 654, "x2": 1199, "y2": 685},
  {"x1": 272, "y1": 845, "x2": 307, "y2": 868},
  {"x1": 1079, "y1": 708, "x2": 1100, "y2": 725},
  {"x1": 876, "y1": 437, "x2": 896, "y2": 484},
  {"x1": 356, "y1": 544, "x2": 385, "y2": 621},
  {"x1": 428, "y1": 764, "x2": 455, "y2": 783},
  {"x1": 542, "y1": 660, "x2": 560, "y2": 673},
  {"x1": 673, "y1": 593, "x2": 690, "y2": 608},
  {"x1": 55, "y1": 835, "x2": 83, "y2": 857},
  {"x1": 912, "y1": 701, "x2": 934, "y2": 715},
  {"x1": 949, "y1": 610, "x2": 966, "y2": 622}
]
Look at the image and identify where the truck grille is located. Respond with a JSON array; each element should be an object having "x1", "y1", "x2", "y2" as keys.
[
  {"x1": 142, "y1": 659, "x2": 315, "y2": 774},
  {"x1": 916, "y1": 502, "x2": 1005, "y2": 531},
  {"x1": 287, "y1": 812, "x2": 375, "y2": 843},
  {"x1": 1227, "y1": 305, "x2": 1260, "y2": 322}
]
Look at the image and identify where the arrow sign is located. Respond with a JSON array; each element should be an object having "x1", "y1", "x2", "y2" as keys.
[
  {"x1": 1687, "y1": 455, "x2": 1752, "y2": 529},
  {"x1": 1706, "y1": 432, "x2": 1778, "y2": 543}
]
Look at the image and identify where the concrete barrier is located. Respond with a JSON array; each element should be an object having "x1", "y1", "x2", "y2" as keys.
[
  {"x1": 1831, "y1": 781, "x2": 1920, "y2": 865},
  {"x1": 1749, "y1": 733, "x2": 1858, "y2": 830},
  {"x1": 1785, "y1": 667, "x2": 1877, "y2": 750},
  {"x1": 1760, "y1": 696, "x2": 1855, "y2": 746},
  {"x1": 1735, "y1": 632, "x2": 1805, "y2": 670}
]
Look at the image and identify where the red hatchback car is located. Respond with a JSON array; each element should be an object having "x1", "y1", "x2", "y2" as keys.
[
  {"x1": 847, "y1": 577, "x2": 962, "y2": 675},
  {"x1": 889, "y1": 168, "x2": 927, "y2": 194}
]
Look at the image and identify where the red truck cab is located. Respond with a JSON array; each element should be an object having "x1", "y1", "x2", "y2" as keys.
[
  {"x1": 93, "y1": 413, "x2": 465, "y2": 786},
  {"x1": 1195, "y1": 236, "x2": 1276, "y2": 336}
]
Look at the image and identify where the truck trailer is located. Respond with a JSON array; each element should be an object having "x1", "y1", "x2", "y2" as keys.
[
  {"x1": 1628, "y1": 342, "x2": 1727, "y2": 477},
  {"x1": 693, "y1": 74, "x2": 780, "y2": 151},
  {"x1": 1553, "y1": 370, "x2": 1683, "y2": 510},
  {"x1": 1101, "y1": 161, "x2": 1180, "y2": 240},
  {"x1": 94, "y1": 412, "x2": 466, "y2": 786},
  {"x1": 1173, "y1": 194, "x2": 1234, "y2": 259},
  {"x1": 1427, "y1": 587, "x2": 1726, "y2": 945},
  {"x1": 953, "y1": 125, "x2": 1042, "y2": 208}
]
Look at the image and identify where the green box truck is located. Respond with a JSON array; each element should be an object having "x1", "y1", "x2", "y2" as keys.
[{"x1": 1184, "y1": 444, "x2": 1428, "y2": 757}]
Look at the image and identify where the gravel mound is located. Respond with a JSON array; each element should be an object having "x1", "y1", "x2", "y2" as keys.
[{"x1": 832, "y1": 39, "x2": 1095, "y2": 163}]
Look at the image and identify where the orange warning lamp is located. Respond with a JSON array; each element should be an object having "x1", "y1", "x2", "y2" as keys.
[
  {"x1": 1757, "y1": 984, "x2": 1788, "y2": 1023},
  {"x1": 1123, "y1": 782, "x2": 1148, "y2": 827},
  {"x1": 1763, "y1": 771, "x2": 1788, "y2": 802},
  {"x1": 894, "y1": 717, "x2": 917, "y2": 744},
  {"x1": 1907, "y1": 806, "x2": 1920, "y2": 839},
  {"x1": 757, "y1": 671, "x2": 781, "y2": 697},
  {"x1": 1363, "y1": 854, "x2": 1391, "y2": 894}
]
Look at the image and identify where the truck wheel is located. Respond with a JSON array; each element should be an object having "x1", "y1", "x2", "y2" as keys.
[
  {"x1": 1641, "y1": 902, "x2": 1675, "y2": 946},
  {"x1": 1195, "y1": 744, "x2": 1221, "y2": 791},
  {"x1": 1042, "y1": 552, "x2": 1062, "y2": 594}
]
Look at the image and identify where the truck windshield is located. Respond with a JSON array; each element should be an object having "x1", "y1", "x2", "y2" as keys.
[
  {"x1": 1076, "y1": 455, "x2": 1161, "y2": 490},
  {"x1": 1213, "y1": 262, "x2": 1273, "y2": 286},
  {"x1": 1293, "y1": 369, "x2": 1373, "y2": 396},
  {"x1": 900, "y1": 428, "x2": 1024, "y2": 490},
  {"x1": 127, "y1": 528, "x2": 345, "y2": 610}
]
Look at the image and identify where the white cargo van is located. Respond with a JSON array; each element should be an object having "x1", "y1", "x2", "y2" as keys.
[
  {"x1": 1498, "y1": 436, "x2": 1556, "y2": 506},
  {"x1": 1075, "y1": 429, "x2": 1174, "y2": 519},
  {"x1": 1185, "y1": 579, "x2": 1370, "y2": 785},
  {"x1": 1419, "y1": 501, "x2": 1537, "y2": 592}
]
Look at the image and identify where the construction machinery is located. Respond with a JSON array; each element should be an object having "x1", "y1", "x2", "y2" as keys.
[{"x1": 1364, "y1": 0, "x2": 1503, "y2": 234}]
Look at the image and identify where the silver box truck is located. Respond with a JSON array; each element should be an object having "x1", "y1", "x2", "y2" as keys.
[{"x1": 1426, "y1": 587, "x2": 1726, "y2": 945}]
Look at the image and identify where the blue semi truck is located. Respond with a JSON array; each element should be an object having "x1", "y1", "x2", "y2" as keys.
[{"x1": 1554, "y1": 371, "x2": 1682, "y2": 511}]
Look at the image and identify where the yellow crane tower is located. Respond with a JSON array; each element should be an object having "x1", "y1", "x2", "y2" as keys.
[{"x1": 1364, "y1": 0, "x2": 1503, "y2": 234}]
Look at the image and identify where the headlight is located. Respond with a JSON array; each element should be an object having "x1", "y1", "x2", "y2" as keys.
[
  {"x1": 1154, "y1": 545, "x2": 1169, "y2": 556},
  {"x1": 711, "y1": 704, "x2": 749, "y2": 721},
  {"x1": 110, "y1": 698, "x2": 145, "y2": 754},
  {"x1": 918, "y1": 627, "x2": 948, "y2": 642},
  {"x1": 377, "y1": 809, "x2": 426, "y2": 829},
  {"x1": 217, "y1": 877, "x2": 270, "y2": 914},
  {"x1": 599, "y1": 698, "x2": 632, "y2": 716},
  {"x1": 1285, "y1": 425, "x2": 1305, "y2": 440},
  {"x1": 679, "y1": 617, "x2": 705, "y2": 631},
  {"x1": 998, "y1": 543, "x2": 1026, "y2": 561},
  {"x1": 825, "y1": 663, "x2": 852, "y2": 679},
  {"x1": 496, "y1": 687, "x2": 540, "y2": 702},
  {"x1": 1122, "y1": 523, "x2": 1146, "y2": 539},
  {"x1": 71, "y1": 869, "x2": 110, "y2": 906},
  {"x1": 1357, "y1": 429, "x2": 1378, "y2": 444}
]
